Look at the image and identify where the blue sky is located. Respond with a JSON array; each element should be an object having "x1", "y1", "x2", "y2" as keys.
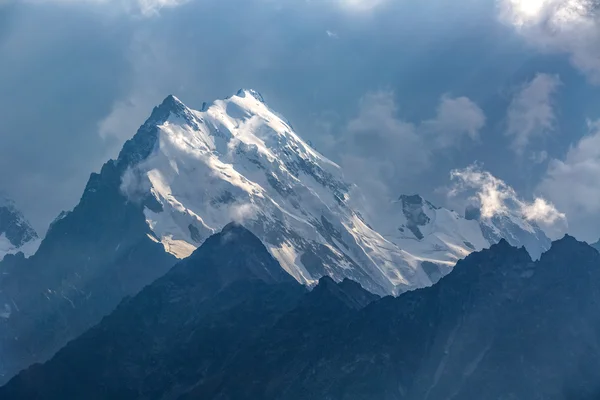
[{"x1": 1, "y1": 0, "x2": 599, "y2": 241}]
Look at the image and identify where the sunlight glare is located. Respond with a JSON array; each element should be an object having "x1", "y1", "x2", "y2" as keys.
[{"x1": 513, "y1": 0, "x2": 548, "y2": 17}]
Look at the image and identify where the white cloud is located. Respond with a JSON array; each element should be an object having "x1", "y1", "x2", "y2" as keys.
[
  {"x1": 505, "y1": 73, "x2": 561, "y2": 155},
  {"x1": 338, "y1": 0, "x2": 387, "y2": 12},
  {"x1": 136, "y1": 0, "x2": 187, "y2": 16},
  {"x1": 229, "y1": 203, "x2": 259, "y2": 224},
  {"x1": 449, "y1": 164, "x2": 567, "y2": 237},
  {"x1": 24, "y1": 0, "x2": 187, "y2": 16},
  {"x1": 326, "y1": 91, "x2": 485, "y2": 207},
  {"x1": 422, "y1": 95, "x2": 486, "y2": 149},
  {"x1": 498, "y1": 0, "x2": 600, "y2": 83},
  {"x1": 537, "y1": 119, "x2": 600, "y2": 241}
]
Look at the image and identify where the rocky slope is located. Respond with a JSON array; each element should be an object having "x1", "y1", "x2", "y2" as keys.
[
  {"x1": 112, "y1": 89, "x2": 549, "y2": 294},
  {"x1": 0, "y1": 89, "x2": 552, "y2": 385},
  {"x1": 0, "y1": 224, "x2": 309, "y2": 399},
  {"x1": 3, "y1": 229, "x2": 599, "y2": 400},
  {"x1": 182, "y1": 235, "x2": 600, "y2": 400}
]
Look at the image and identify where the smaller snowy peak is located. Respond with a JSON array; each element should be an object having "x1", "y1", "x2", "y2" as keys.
[
  {"x1": 397, "y1": 194, "x2": 437, "y2": 240},
  {"x1": 463, "y1": 203, "x2": 551, "y2": 260},
  {"x1": 116, "y1": 94, "x2": 194, "y2": 170},
  {"x1": 0, "y1": 196, "x2": 40, "y2": 259},
  {"x1": 235, "y1": 88, "x2": 265, "y2": 103},
  {"x1": 150, "y1": 95, "x2": 187, "y2": 122}
]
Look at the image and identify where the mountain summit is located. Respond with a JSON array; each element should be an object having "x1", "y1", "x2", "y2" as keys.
[
  {"x1": 0, "y1": 89, "x2": 552, "y2": 385},
  {"x1": 0, "y1": 195, "x2": 40, "y2": 260},
  {"x1": 114, "y1": 89, "x2": 544, "y2": 295}
]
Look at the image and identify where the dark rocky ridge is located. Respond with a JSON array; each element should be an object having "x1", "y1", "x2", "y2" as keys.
[
  {"x1": 0, "y1": 224, "x2": 308, "y2": 399},
  {"x1": 3, "y1": 232, "x2": 600, "y2": 400},
  {"x1": 0, "y1": 97, "x2": 181, "y2": 385}
]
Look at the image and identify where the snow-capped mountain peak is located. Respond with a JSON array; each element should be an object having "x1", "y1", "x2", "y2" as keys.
[
  {"x1": 464, "y1": 202, "x2": 551, "y2": 259},
  {"x1": 114, "y1": 89, "x2": 551, "y2": 295},
  {"x1": 0, "y1": 195, "x2": 40, "y2": 259}
]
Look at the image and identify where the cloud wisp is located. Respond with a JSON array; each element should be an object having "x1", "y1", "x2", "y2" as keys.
[
  {"x1": 327, "y1": 90, "x2": 485, "y2": 206},
  {"x1": 449, "y1": 164, "x2": 567, "y2": 238},
  {"x1": 505, "y1": 73, "x2": 561, "y2": 155},
  {"x1": 23, "y1": 0, "x2": 188, "y2": 16},
  {"x1": 537, "y1": 119, "x2": 600, "y2": 241}
]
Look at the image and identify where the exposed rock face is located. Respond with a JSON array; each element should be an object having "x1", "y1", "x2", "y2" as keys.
[
  {"x1": 0, "y1": 89, "x2": 556, "y2": 385},
  {"x1": 3, "y1": 233, "x2": 600, "y2": 400}
]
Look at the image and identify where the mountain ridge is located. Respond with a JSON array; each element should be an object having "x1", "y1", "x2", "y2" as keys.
[
  {"x1": 0, "y1": 88, "x2": 553, "y2": 385},
  {"x1": 115, "y1": 89, "x2": 551, "y2": 294},
  {"x1": 3, "y1": 228, "x2": 597, "y2": 400}
]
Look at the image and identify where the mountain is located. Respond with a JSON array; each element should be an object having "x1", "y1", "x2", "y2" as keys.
[
  {"x1": 0, "y1": 122, "x2": 178, "y2": 383},
  {"x1": 465, "y1": 202, "x2": 551, "y2": 260},
  {"x1": 589, "y1": 239, "x2": 600, "y2": 253},
  {"x1": 114, "y1": 90, "x2": 435, "y2": 296},
  {"x1": 0, "y1": 223, "x2": 308, "y2": 399},
  {"x1": 181, "y1": 236, "x2": 600, "y2": 400},
  {"x1": 0, "y1": 195, "x2": 40, "y2": 260},
  {"x1": 4, "y1": 230, "x2": 599, "y2": 400},
  {"x1": 107, "y1": 89, "x2": 545, "y2": 294},
  {"x1": 0, "y1": 89, "x2": 550, "y2": 384}
]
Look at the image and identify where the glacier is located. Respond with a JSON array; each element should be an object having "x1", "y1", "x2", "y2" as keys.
[{"x1": 117, "y1": 89, "x2": 550, "y2": 295}]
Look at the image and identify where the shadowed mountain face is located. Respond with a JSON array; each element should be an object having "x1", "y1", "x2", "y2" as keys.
[
  {"x1": 0, "y1": 224, "x2": 308, "y2": 400},
  {"x1": 0, "y1": 118, "x2": 177, "y2": 384},
  {"x1": 0, "y1": 90, "x2": 557, "y2": 385},
  {"x1": 3, "y1": 230, "x2": 600, "y2": 400},
  {"x1": 184, "y1": 236, "x2": 600, "y2": 400}
]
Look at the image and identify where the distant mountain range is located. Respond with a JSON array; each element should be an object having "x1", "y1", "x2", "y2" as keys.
[
  {"x1": 0, "y1": 89, "x2": 553, "y2": 384},
  {"x1": 2, "y1": 224, "x2": 599, "y2": 400}
]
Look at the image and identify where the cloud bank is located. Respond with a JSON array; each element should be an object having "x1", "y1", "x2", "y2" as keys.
[
  {"x1": 537, "y1": 120, "x2": 600, "y2": 241},
  {"x1": 499, "y1": 0, "x2": 600, "y2": 83},
  {"x1": 327, "y1": 91, "x2": 485, "y2": 205}
]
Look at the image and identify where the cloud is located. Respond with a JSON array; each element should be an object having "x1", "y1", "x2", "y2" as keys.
[
  {"x1": 530, "y1": 150, "x2": 549, "y2": 163},
  {"x1": 327, "y1": 91, "x2": 485, "y2": 206},
  {"x1": 422, "y1": 95, "x2": 486, "y2": 149},
  {"x1": 505, "y1": 73, "x2": 561, "y2": 155},
  {"x1": 537, "y1": 119, "x2": 600, "y2": 241},
  {"x1": 498, "y1": 0, "x2": 600, "y2": 83},
  {"x1": 229, "y1": 203, "x2": 259, "y2": 224},
  {"x1": 449, "y1": 164, "x2": 567, "y2": 238},
  {"x1": 1, "y1": 0, "x2": 583, "y2": 238},
  {"x1": 136, "y1": 0, "x2": 186, "y2": 16},
  {"x1": 338, "y1": 0, "x2": 387, "y2": 12},
  {"x1": 0, "y1": 4, "x2": 130, "y2": 233},
  {"x1": 23, "y1": 0, "x2": 188, "y2": 16}
]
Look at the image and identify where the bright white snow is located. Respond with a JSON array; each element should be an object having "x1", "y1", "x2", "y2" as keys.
[{"x1": 118, "y1": 90, "x2": 547, "y2": 295}]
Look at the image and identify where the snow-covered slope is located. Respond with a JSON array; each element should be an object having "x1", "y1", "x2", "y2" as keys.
[
  {"x1": 0, "y1": 196, "x2": 40, "y2": 259},
  {"x1": 359, "y1": 194, "x2": 491, "y2": 284},
  {"x1": 118, "y1": 90, "x2": 505, "y2": 295},
  {"x1": 464, "y1": 203, "x2": 551, "y2": 260}
]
